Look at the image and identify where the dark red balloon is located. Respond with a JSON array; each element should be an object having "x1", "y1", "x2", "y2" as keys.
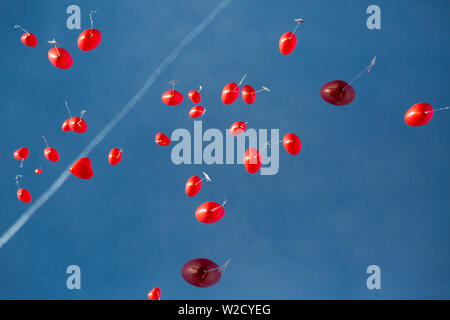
[
  {"x1": 161, "y1": 90, "x2": 183, "y2": 106},
  {"x1": 404, "y1": 102, "x2": 434, "y2": 127},
  {"x1": 230, "y1": 121, "x2": 246, "y2": 136},
  {"x1": 241, "y1": 85, "x2": 256, "y2": 104},
  {"x1": 14, "y1": 147, "x2": 29, "y2": 161},
  {"x1": 147, "y1": 287, "x2": 161, "y2": 300},
  {"x1": 44, "y1": 147, "x2": 60, "y2": 162},
  {"x1": 244, "y1": 148, "x2": 262, "y2": 173},
  {"x1": 188, "y1": 90, "x2": 201, "y2": 104},
  {"x1": 68, "y1": 117, "x2": 88, "y2": 133},
  {"x1": 320, "y1": 80, "x2": 355, "y2": 106},
  {"x1": 62, "y1": 119, "x2": 71, "y2": 132},
  {"x1": 69, "y1": 157, "x2": 94, "y2": 180},
  {"x1": 283, "y1": 133, "x2": 301, "y2": 155},
  {"x1": 189, "y1": 105, "x2": 205, "y2": 118},
  {"x1": 20, "y1": 33, "x2": 38, "y2": 47},
  {"x1": 35, "y1": 168, "x2": 42, "y2": 175},
  {"x1": 48, "y1": 47, "x2": 73, "y2": 69},
  {"x1": 17, "y1": 188, "x2": 32, "y2": 203},
  {"x1": 77, "y1": 29, "x2": 102, "y2": 51},
  {"x1": 181, "y1": 258, "x2": 222, "y2": 288},
  {"x1": 108, "y1": 148, "x2": 122, "y2": 165},
  {"x1": 185, "y1": 176, "x2": 202, "y2": 197},
  {"x1": 221, "y1": 82, "x2": 240, "y2": 105},
  {"x1": 155, "y1": 132, "x2": 171, "y2": 146},
  {"x1": 195, "y1": 201, "x2": 225, "y2": 224},
  {"x1": 279, "y1": 32, "x2": 297, "y2": 55}
]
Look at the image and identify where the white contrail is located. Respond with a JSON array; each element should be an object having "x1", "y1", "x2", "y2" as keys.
[{"x1": 0, "y1": 0, "x2": 232, "y2": 249}]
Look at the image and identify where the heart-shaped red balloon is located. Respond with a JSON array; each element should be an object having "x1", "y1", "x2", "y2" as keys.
[
  {"x1": 221, "y1": 82, "x2": 240, "y2": 105},
  {"x1": 14, "y1": 147, "x2": 29, "y2": 161},
  {"x1": 62, "y1": 119, "x2": 71, "y2": 132},
  {"x1": 230, "y1": 121, "x2": 247, "y2": 136},
  {"x1": 44, "y1": 147, "x2": 60, "y2": 162},
  {"x1": 189, "y1": 106, "x2": 205, "y2": 118},
  {"x1": 320, "y1": 80, "x2": 356, "y2": 106},
  {"x1": 20, "y1": 33, "x2": 38, "y2": 47},
  {"x1": 108, "y1": 148, "x2": 122, "y2": 166},
  {"x1": 283, "y1": 133, "x2": 301, "y2": 155},
  {"x1": 241, "y1": 85, "x2": 256, "y2": 104},
  {"x1": 161, "y1": 90, "x2": 183, "y2": 106},
  {"x1": 185, "y1": 176, "x2": 202, "y2": 197},
  {"x1": 188, "y1": 90, "x2": 201, "y2": 104},
  {"x1": 48, "y1": 47, "x2": 73, "y2": 69},
  {"x1": 17, "y1": 188, "x2": 32, "y2": 203},
  {"x1": 147, "y1": 287, "x2": 161, "y2": 300},
  {"x1": 404, "y1": 102, "x2": 433, "y2": 126},
  {"x1": 68, "y1": 117, "x2": 88, "y2": 133},
  {"x1": 244, "y1": 148, "x2": 262, "y2": 173},
  {"x1": 279, "y1": 32, "x2": 297, "y2": 55},
  {"x1": 69, "y1": 157, "x2": 94, "y2": 180},
  {"x1": 77, "y1": 29, "x2": 102, "y2": 51},
  {"x1": 155, "y1": 132, "x2": 171, "y2": 146},
  {"x1": 195, "y1": 201, "x2": 225, "y2": 224}
]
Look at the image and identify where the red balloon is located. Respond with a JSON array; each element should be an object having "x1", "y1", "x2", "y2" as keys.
[
  {"x1": 69, "y1": 157, "x2": 94, "y2": 180},
  {"x1": 14, "y1": 147, "x2": 29, "y2": 161},
  {"x1": 44, "y1": 147, "x2": 60, "y2": 162},
  {"x1": 108, "y1": 148, "x2": 122, "y2": 165},
  {"x1": 283, "y1": 133, "x2": 301, "y2": 155},
  {"x1": 155, "y1": 132, "x2": 171, "y2": 146},
  {"x1": 279, "y1": 32, "x2": 297, "y2": 55},
  {"x1": 17, "y1": 188, "x2": 32, "y2": 203},
  {"x1": 161, "y1": 90, "x2": 183, "y2": 106},
  {"x1": 244, "y1": 148, "x2": 262, "y2": 173},
  {"x1": 62, "y1": 119, "x2": 71, "y2": 132},
  {"x1": 241, "y1": 85, "x2": 256, "y2": 104},
  {"x1": 68, "y1": 117, "x2": 88, "y2": 133},
  {"x1": 35, "y1": 168, "x2": 42, "y2": 175},
  {"x1": 77, "y1": 29, "x2": 102, "y2": 51},
  {"x1": 147, "y1": 287, "x2": 161, "y2": 300},
  {"x1": 230, "y1": 121, "x2": 246, "y2": 136},
  {"x1": 404, "y1": 102, "x2": 434, "y2": 127},
  {"x1": 195, "y1": 201, "x2": 225, "y2": 224},
  {"x1": 48, "y1": 47, "x2": 73, "y2": 69},
  {"x1": 221, "y1": 82, "x2": 239, "y2": 105},
  {"x1": 189, "y1": 106, "x2": 205, "y2": 118},
  {"x1": 181, "y1": 258, "x2": 222, "y2": 288},
  {"x1": 20, "y1": 33, "x2": 38, "y2": 47},
  {"x1": 320, "y1": 80, "x2": 355, "y2": 106},
  {"x1": 188, "y1": 90, "x2": 201, "y2": 104},
  {"x1": 185, "y1": 176, "x2": 202, "y2": 197}
]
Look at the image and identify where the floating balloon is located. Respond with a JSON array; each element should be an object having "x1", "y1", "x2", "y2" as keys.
[
  {"x1": 44, "y1": 147, "x2": 60, "y2": 162},
  {"x1": 189, "y1": 106, "x2": 205, "y2": 118},
  {"x1": 14, "y1": 25, "x2": 37, "y2": 47},
  {"x1": 35, "y1": 168, "x2": 42, "y2": 175},
  {"x1": 69, "y1": 157, "x2": 94, "y2": 180},
  {"x1": 230, "y1": 121, "x2": 247, "y2": 135},
  {"x1": 283, "y1": 133, "x2": 301, "y2": 155},
  {"x1": 188, "y1": 88, "x2": 201, "y2": 104},
  {"x1": 147, "y1": 287, "x2": 161, "y2": 300},
  {"x1": 241, "y1": 85, "x2": 256, "y2": 104},
  {"x1": 14, "y1": 147, "x2": 29, "y2": 161},
  {"x1": 17, "y1": 188, "x2": 32, "y2": 203},
  {"x1": 108, "y1": 148, "x2": 122, "y2": 165},
  {"x1": 161, "y1": 90, "x2": 183, "y2": 106},
  {"x1": 404, "y1": 102, "x2": 434, "y2": 127},
  {"x1": 279, "y1": 32, "x2": 297, "y2": 55},
  {"x1": 62, "y1": 119, "x2": 71, "y2": 132},
  {"x1": 221, "y1": 82, "x2": 240, "y2": 105},
  {"x1": 181, "y1": 258, "x2": 223, "y2": 288},
  {"x1": 195, "y1": 201, "x2": 225, "y2": 224},
  {"x1": 155, "y1": 132, "x2": 171, "y2": 146},
  {"x1": 244, "y1": 148, "x2": 262, "y2": 173},
  {"x1": 48, "y1": 43, "x2": 73, "y2": 69},
  {"x1": 78, "y1": 29, "x2": 102, "y2": 51},
  {"x1": 185, "y1": 172, "x2": 211, "y2": 197},
  {"x1": 320, "y1": 80, "x2": 355, "y2": 106},
  {"x1": 68, "y1": 116, "x2": 88, "y2": 133}
]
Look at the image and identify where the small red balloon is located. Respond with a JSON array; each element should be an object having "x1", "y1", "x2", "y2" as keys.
[
  {"x1": 221, "y1": 82, "x2": 240, "y2": 105},
  {"x1": 69, "y1": 157, "x2": 94, "y2": 180},
  {"x1": 161, "y1": 90, "x2": 183, "y2": 106},
  {"x1": 189, "y1": 106, "x2": 205, "y2": 118},
  {"x1": 14, "y1": 147, "x2": 29, "y2": 161},
  {"x1": 404, "y1": 102, "x2": 434, "y2": 127},
  {"x1": 283, "y1": 133, "x2": 301, "y2": 155},
  {"x1": 244, "y1": 148, "x2": 262, "y2": 174},
  {"x1": 188, "y1": 90, "x2": 201, "y2": 104},
  {"x1": 44, "y1": 147, "x2": 60, "y2": 162},
  {"x1": 20, "y1": 33, "x2": 38, "y2": 47},
  {"x1": 108, "y1": 148, "x2": 122, "y2": 165},
  {"x1": 155, "y1": 132, "x2": 171, "y2": 146},
  {"x1": 241, "y1": 85, "x2": 256, "y2": 104},
  {"x1": 185, "y1": 176, "x2": 202, "y2": 197},
  {"x1": 68, "y1": 117, "x2": 88, "y2": 133},
  {"x1": 195, "y1": 201, "x2": 225, "y2": 224},
  {"x1": 230, "y1": 121, "x2": 247, "y2": 136},
  {"x1": 181, "y1": 258, "x2": 222, "y2": 288},
  {"x1": 62, "y1": 119, "x2": 71, "y2": 132},
  {"x1": 35, "y1": 168, "x2": 42, "y2": 175},
  {"x1": 320, "y1": 80, "x2": 355, "y2": 106},
  {"x1": 48, "y1": 47, "x2": 73, "y2": 69},
  {"x1": 279, "y1": 32, "x2": 297, "y2": 55},
  {"x1": 147, "y1": 287, "x2": 161, "y2": 300},
  {"x1": 17, "y1": 188, "x2": 32, "y2": 203},
  {"x1": 77, "y1": 29, "x2": 102, "y2": 51}
]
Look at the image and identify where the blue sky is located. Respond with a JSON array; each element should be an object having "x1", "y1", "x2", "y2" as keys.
[{"x1": 0, "y1": 0, "x2": 449, "y2": 299}]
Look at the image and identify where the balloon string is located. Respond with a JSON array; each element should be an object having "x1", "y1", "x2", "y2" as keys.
[
  {"x1": 207, "y1": 259, "x2": 232, "y2": 273},
  {"x1": 342, "y1": 56, "x2": 376, "y2": 91},
  {"x1": 64, "y1": 101, "x2": 72, "y2": 117},
  {"x1": 253, "y1": 86, "x2": 271, "y2": 94},
  {"x1": 77, "y1": 110, "x2": 86, "y2": 127},
  {"x1": 238, "y1": 73, "x2": 247, "y2": 86},
  {"x1": 41, "y1": 135, "x2": 49, "y2": 148},
  {"x1": 210, "y1": 200, "x2": 227, "y2": 212},
  {"x1": 425, "y1": 106, "x2": 450, "y2": 114},
  {"x1": 14, "y1": 24, "x2": 28, "y2": 33},
  {"x1": 19, "y1": 160, "x2": 24, "y2": 168},
  {"x1": 89, "y1": 9, "x2": 97, "y2": 31},
  {"x1": 117, "y1": 148, "x2": 123, "y2": 159},
  {"x1": 198, "y1": 85, "x2": 203, "y2": 92},
  {"x1": 15, "y1": 175, "x2": 22, "y2": 189}
]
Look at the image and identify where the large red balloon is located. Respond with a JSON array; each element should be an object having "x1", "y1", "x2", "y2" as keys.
[
  {"x1": 221, "y1": 82, "x2": 240, "y2": 105},
  {"x1": 108, "y1": 148, "x2": 122, "y2": 165},
  {"x1": 14, "y1": 147, "x2": 29, "y2": 161},
  {"x1": 20, "y1": 33, "x2": 38, "y2": 47},
  {"x1": 244, "y1": 148, "x2": 262, "y2": 173},
  {"x1": 188, "y1": 90, "x2": 201, "y2": 104},
  {"x1": 69, "y1": 157, "x2": 94, "y2": 180},
  {"x1": 185, "y1": 176, "x2": 202, "y2": 197},
  {"x1": 68, "y1": 117, "x2": 88, "y2": 133},
  {"x1": 77, "y1": 29, "x2": 102, "y2": 51},
  {"x1": 241, "y1": 85, "x2": 256, "y2": 104},
  {"x1": 147, "y1": 287, "x2": 161, "y2": 300},
  {"x1": 404, "y1": 102, "x2": 434, "y2": 127},
  {"x1": 161, "y1": 90, "x2": 183, "y2": 106},
  {"x1": 48, "y1": 47, "x2": 73, "y2": 69},
  {"x1": 181, "y1": 258, "x2": 222, "y2": 288},
  {"x1": 195, "y1": 201, "x2": 225, "y2": 224},
  {"x1": 17, "y1": 188, "x2": 32, "y2": 203},
  {"x1": 320, "y1": 80, "x2": 355, "y2": 106},
  {"x1": 155, "y1": 132, "x2": 171, "y2": 146},
  {"x1": 189, "y1": 106, "x2": 205, "y2": 118},
  {"x1": 62, "y1": 119, "x2": 71, "y2": 132},
  {"x1": 230, "y1": 121, "x2": 246, "y2": 136},
  {"x1": 44, "y1": 147, "x2": 60, "y2": 162},
  {"x1": 279, "y1": 32, "x2": 297, "y2": 55},
  {"x1": 283, "y1": 133, "x2": 301, "y2": 155}
]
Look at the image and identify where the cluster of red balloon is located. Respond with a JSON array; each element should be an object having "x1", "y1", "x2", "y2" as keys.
[{"x1": 188, "y1": 86, "x2": 206, "y2": 119}]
